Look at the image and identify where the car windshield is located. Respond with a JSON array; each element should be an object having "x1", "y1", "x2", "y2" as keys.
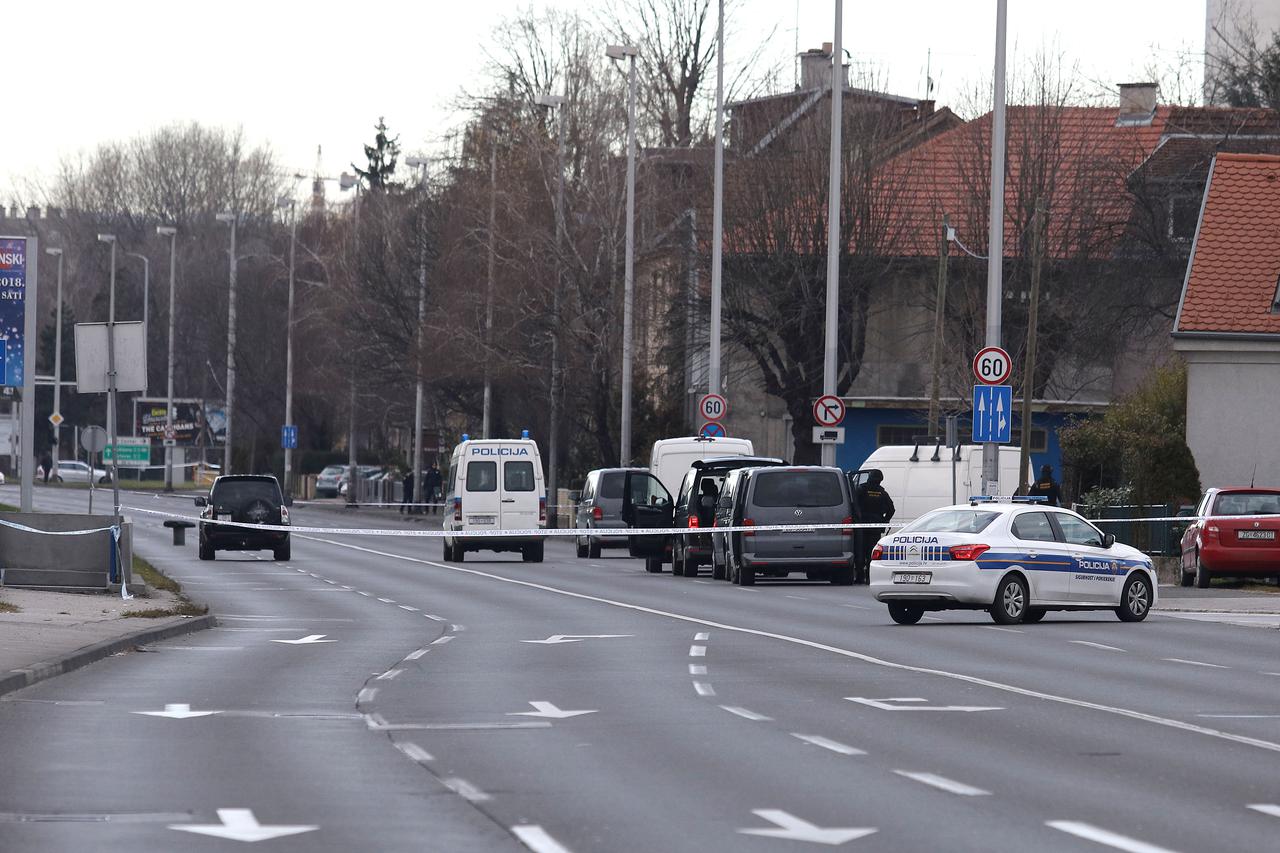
[
  {"x1": 751, "y1": 471, "x2": 844, "y2": 507},
  {"x1": 1213, "y1": 492, "x2": 1280, "y2": 516},
  {"x1": 900, "y1": 509, "x2": 1000, "y2": 534},
  {"x1": 319, "y1": 466, "x2": 344, "y2": 477},
  {"x1": 212, "y1": 479, "x2": 280, "y2": 506}
]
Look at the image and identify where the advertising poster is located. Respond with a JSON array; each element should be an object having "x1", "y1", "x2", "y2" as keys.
[{"x1": 0, "y1": 238, "x2": 26, "y2": 388}]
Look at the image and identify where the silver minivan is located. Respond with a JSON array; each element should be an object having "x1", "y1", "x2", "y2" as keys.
[
  {"x1": 571, "y1": 468, "x2": 645, "y2": 559},
  {"x1": 711, "y1": 466, "x2": 856, "y2": 586}
]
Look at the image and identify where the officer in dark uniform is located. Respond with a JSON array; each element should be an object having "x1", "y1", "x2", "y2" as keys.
[
  {"x1": 1027, "y1": 464, "x2": 1062, "y2": 507},
  {"x1": 854, "y1": 469, "x2": 895, "y2": 584}
]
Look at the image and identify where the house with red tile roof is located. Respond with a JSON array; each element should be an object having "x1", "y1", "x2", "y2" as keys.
[{"x1": 1172, "y1": 152, "x2": 1280, "y2": 488}]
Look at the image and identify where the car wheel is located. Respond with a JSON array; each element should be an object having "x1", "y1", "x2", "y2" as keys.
[
  {"x1": 1116, "y1": 573, "x2": 1152, "y2": 622},
  {"x1": 739, "y1": 561, "x2": 756, "y2": 586},
  {"x1": 587, "y1": 537, "x2": 602, "y2": 559},
  {"x1": 712, "y1": 550, "x2": 726, "y2": 581},
  {"x1": 887, "y1": 603, "x2": 924, "y2": 625},
  {"x1": 991, "y1": 574, "x2": 1028, "y2": 624},
  {"x1": 273, "y1": 543, "x2": 291, "y2": 561},
  {"x1": 576, "y1": 537, "x2": 588, "y2": 559},
  {"x1": 442, "y1": 539, "x2": 453, "y2": 562},
  {"x1": 1023, "y1": 608, "x2": 1047, "y2": 623},
  {"x1": 671, "y1": 542, "x2": 686, "y2": 576},
  {"x1": 523, "y1": 542, "x2": 544, "y2": 563},
  {"x1": 830, "y1": 564, "x2": 855, "y2": 586},
  {"x1": 198, "y1": 540, "x2": 214, "y2": 561},
  {"x1": 1195, "y1": 557, "x2": 1212, "y2": 589},
  {"x1": 1179, "y1": 561, "x2": 1194, "y2": 587},
  {"x1": 645, "y1": 556, "x2": 663, "y2": 573}
]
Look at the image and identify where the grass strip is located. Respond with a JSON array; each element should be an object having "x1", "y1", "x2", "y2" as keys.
[{"x1": 127, "y1": 554, "x2": 207, "y2": 618}]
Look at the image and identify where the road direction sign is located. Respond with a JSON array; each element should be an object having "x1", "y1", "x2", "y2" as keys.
[
  {"x1": 48, "y1": 412, "x2": 63, "y2": 427},
  {"x1": 971, "y1": 385, "x2": 1012, "y2": 444},
  {"x1": 812, "y1": 394, "x2": 845, "y2": 427},
  {"x1": 103, "y1": 436, "x2": 150, "y2": 466},
  {"x1": 973, "y1": 346, "x2": 1012, "y2": 385},
  {"x1": 698, "y1": 393, "x2": 728, "y2": 422},
  {"x1": 281, "y1": 424, "x2": 298, "y2": 449},
  {"x1": 80, "y1": 425, "x2": 107, "y2": 454},
  {"x1": 699, "y1": 421, "x2": 727, "y2": 438}
]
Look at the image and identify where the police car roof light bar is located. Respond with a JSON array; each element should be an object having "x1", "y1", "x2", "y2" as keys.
[
  {"x1": 461, "y1": 433, "x2": 470, "y2": 442},
  {"x1": 521, "y1": 429, "x2": 530, "y2": 439}
]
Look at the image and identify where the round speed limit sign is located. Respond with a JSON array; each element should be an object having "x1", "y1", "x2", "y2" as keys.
[
  {"x1": 698, "y1": 393, "x2": 728, "y2": 422},
  {"x1": 972, "y1": 346, "x2": 1012, "y2": 385}
]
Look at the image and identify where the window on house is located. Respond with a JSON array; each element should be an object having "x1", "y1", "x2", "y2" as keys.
[{"x1": 1168, "y1": 194, "x2": 1200, "y2": 242}]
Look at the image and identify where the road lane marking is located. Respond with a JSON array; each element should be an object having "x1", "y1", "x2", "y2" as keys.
[
  {"x1": 394, "y1": 741, "x2": 433, "y2": 762},
  {"x1": 738, "y1": 810, "x2": 876, "y2": 845},
  {"x1": 431, "y1": 636, "x2": 455, "y2": 645},
  {"x1": 1163, "y1": 658, "x2": 1228, "y2": 669},
  {"x1": 689, "y1": 665, "x2": 707, "y2": 675},
  {"x1": 693, "y1": 682, "x2": 716, "y2": 697},
  {"x1": 694, "y1": 632, "x2": 710, "y2": 641},
  {"x1": 791, "y1": 733, "x2": 865, "y2": 756},
  {"x1": 982, "y1": 626, "x2": 1023, "y2": 633},
  {"x1": 840, "y1": 603, "x2": 868, "y2": 610},
  {"x1": 296, "y1": 535, "x2": 1280, "y2": 757},
  {"x1": 1047, "y1": 821, "x2": 1180, "y2": 853},
  {"x1": 894, "y1": 770, "x2": 990, "y2": 796},
  {"x1": 451, "y1": 624, "x2": 466, "y2": 632},
  {"x1": 376, "y1": 669, "x2": 403, "y2": 681},
  {"x1": 442, "y1": 778, "x2": 491, "y2": 803},
  {"x1": 357, "y1": 591, "x2": 371, "y2": 596},
  {"x1": 720, "y1": 706, "x2": 771, "y2": 721},
  {"x1": 785, "y1": 595, "x2": 809, "y2": 601},
  {"x1": 357, "y1": 688, "x2": 378, "y2": 703},
  {"x1": 1248, "y1": 804, "x2": 1280, "y2": 818},
  {"x1": 512, "y1": 825, "x2": 573, "y2": 853},
  {"x1": 693, "y1": 580, "x2": 711, "y2": 584},
  {"x1": 689, "y1": 646, "x2": 706, "y2": 657},
  {"x1": 398, "y1": 605, "x2": 419, "y2": 611},
  {"x1": 377, "y1": 597, "x2": 396, "y2": 604},
  {"x1": 1199, "y1": 714, "x2": 1280, "y2": 718},
  {"x1": 849, "y1": 697, "x2": 1003, "y2": 712},
  {"x1": 1070, "y1": 641, "x2": 1126, "y2": 652},
  {"x1": 405, "y1": 649, "x2": 430, "y2": 661},
  {"x1": 425, "y1": 614, "x2": 446, "y2": 622},
  {"x1": 324, "y1": 579, "x2": 337, "y2": 585}
]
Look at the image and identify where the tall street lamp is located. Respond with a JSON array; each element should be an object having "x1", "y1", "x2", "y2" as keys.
[
  {"x1": 157, "y1": 225, "x2": 178, "y2": 491},
  {"x1": 820, "y1": 3, "x2": 844, "y2": 468},
  {"x1": 44, "y1": 248, "x2": 64, "y2": 473},
  {"x1": 535, "y1": 92, "x2": 566, "y2": 526},
  {"x1": 405, "y1": 156, "x2": 430, "y2": 513},
  {"x1": 708, "y1": 0, "x2": 726, "y2": 401},
  {"x1": 982, "y1": 0, "x2": 1010, "y2": 494},
  {"x1": 607, "y1": 42, "x2": 639, "y2": 465},
  {"x1": 124, "y1": 252, "x2": 150, "y2": 400},
  {"x1": 338, "y1": 173, "x2": 361, "y2": 504},
  {"x1": 215, "y1": 212, "x2": 238, "y2": 474},
  {"x1": 276, "y1": 195, "x2": 299, "y2": 497},
  {"x1": 482, "y1": 143, "x2": 497, "y2": 439},
  {"x1": 96, "y1": 234, "x2": 122, "y2": 520}
]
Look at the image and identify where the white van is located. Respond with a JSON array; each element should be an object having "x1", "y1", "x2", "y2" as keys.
[
  {"x1": 442, "y1": 435, "x2": 546, "y2": 563},
  {"x1": 649, "y1": 436, "x2": 755, "y2": 499},
  {"x1": 850, "y1": 444, "x2": 1033, "y2": 526}
]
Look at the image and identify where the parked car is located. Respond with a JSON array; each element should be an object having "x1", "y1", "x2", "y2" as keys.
[
  {"x1": 710, "y1": 466, "x2": 856, "y2": 586},
  {"x1": 338, "y1": 465, "x2": 386, "y2": 498},
  {"x1": 671, "y1": 456, "x2": 787, "y2": 577},
  {"x1": 314, "y1": 464, "x2": 347, "y2": 498},
  {"x1": 54, "y1": 460, "x2": 111, "y2": 484},
  {"x1": 1180, "y1": 487, "x2": 1280, "y2": 587},
  {"x1": 196, "y1": 474, "x2": 292, "y2": 561},
  {"x1": 570, "y1": 468, "x2": 645, "y2": 559}
]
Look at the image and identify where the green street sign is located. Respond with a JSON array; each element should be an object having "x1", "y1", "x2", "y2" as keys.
[{"x1": 103, "y1": 439, "x2": 150, "y2": 466}]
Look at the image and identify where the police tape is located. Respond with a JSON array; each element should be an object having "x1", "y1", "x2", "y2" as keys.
[{"x1": 0, "y1": 517, "x2": 119, "y2": 537}]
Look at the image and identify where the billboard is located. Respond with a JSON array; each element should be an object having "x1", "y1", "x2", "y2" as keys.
[
  {"x1": 134, "y1": 399, "x2": 226, "y2": 446},
  {"x1": 0, "y1": 238, "x2": 27, "y2": 388}
]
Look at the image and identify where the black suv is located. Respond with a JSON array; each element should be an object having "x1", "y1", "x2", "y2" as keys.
[
  {"x1": 621, "y1": 456, "x2": 786, "y2": 575},
  {"x1": 197, "y1": 475, "x2": 292, "y2": 561}
]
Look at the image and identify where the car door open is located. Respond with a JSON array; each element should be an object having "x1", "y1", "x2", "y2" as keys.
[{"x1": 622, "y1": 471, "x2": 674, "y2": 559}]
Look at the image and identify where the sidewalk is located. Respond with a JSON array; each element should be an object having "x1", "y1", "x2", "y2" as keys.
[
  {"x1": 1155, "y1": 584, "x2": 1280, "y2": 628},
  {"x1": 0, "y1": 586, "x2": 215, "y2": 698}
]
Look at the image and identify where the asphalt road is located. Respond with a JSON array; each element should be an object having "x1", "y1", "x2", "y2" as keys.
[{"x1": 1, "y1": 485, "x2": 1278, "y2": 852}]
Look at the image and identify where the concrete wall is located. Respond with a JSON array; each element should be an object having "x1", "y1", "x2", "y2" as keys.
[
  {"x1": 0, "y1": 514, "x2": 132, "y2": 591},
  {"x1": 1177, "y1": 338, "x2": 1280, "y2": 489}
]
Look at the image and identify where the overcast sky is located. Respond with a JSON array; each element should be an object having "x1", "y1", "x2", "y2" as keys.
[{"x1": 4, "y1": 0, "x2": 1207, "y2": 202}]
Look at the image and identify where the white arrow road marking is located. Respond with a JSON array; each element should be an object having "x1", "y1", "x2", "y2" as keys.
[
  {"x1": 520, "y1": 634, "x2": 633, "y2": 644},
  {"x1": 894, "y1": 771, "x2": 990, "y2": 796},
  {"x1": 133, "y1": 703, "x2": 219, "y2": 719},
  {"x1": 169, "y1": 808, "x2": 317, "y2": 843},
  {"x1": 846, "y1": 697, "x2": 1004, "y2": 712},
  {"x1": 507, "y1": 701, "x2": 597, "y2": 719},
  {"x1": 512, "y1": 825, "x2": 573, "y2": 853},
  {"x1": 270, "y1": 635, "x2": 335, "y2": 645},
  {"x1": 1046, "y1": 821, "x2": 1180, "y2": 853},
  {"x1": 1247, "y1": 804, "x2": 1280, "y2": 818},
  {"x1": 738, "y1": 810, "x2": 876, "y2": 845},
  {"x1": 791, "y1": 734, "x2": 865, "y2": 756}
]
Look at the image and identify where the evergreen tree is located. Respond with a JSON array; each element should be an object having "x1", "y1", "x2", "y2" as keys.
[{"x1": 352, "y1": 117, "x2": 401, "y2": 191}]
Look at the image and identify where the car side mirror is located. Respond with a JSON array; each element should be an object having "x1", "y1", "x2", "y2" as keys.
[
  {"x1": 194, "y1": 496, "x2": 207, "y2": 507},
  {"x1": 1102, "y1": 533, "x2": 1115, "y2": 549}
]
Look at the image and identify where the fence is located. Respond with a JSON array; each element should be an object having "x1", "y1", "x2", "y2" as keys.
[{"x1": 1074, "y1": 503, "x2": 1185, "y2": 556}]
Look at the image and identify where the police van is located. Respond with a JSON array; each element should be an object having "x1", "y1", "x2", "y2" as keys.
[
  {"x1": 870, "y1": 497, "x2": 1157, "y2": 625},
  {"x1": 442, "y1": 433, "x2": 546, "y2": 563}
]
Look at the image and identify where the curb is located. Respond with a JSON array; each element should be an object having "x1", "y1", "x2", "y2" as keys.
[{"x1": 0, "y1": 613, "x2": 217, "y2": 699}]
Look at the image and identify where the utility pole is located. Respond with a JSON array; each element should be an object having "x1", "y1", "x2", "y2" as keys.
[
  {"x1": 982, "y1": 0, "x2": 1009, "y2": 494},
  {"x1": 535, "y1": 94, "x2": 566, "y2": 528},
  {"x1": 45, "y1": 248, "x2": 64, "y2": 473},
  {"x1": 607, "y1": 43, "x2": 640, "y2": 465},
  {"x1": 1019, "y1": 198, "x2": 1046, "y2": 495},
  {"x1": 405, "y1": 157, "x2": 431, "y2": 514},
  {"x1": 927, "y1": 215, "x2": 951, "y2": 435},
  {"x1": 281, "y1": 201, "x2": 298, "y2": 496},
  {"x1": 157, "y1": 226, "x2": 177, "y2": 491},
  {"x1": 708, "y1": 0, "x2": 725, "y2": 398},
  {"x1": 482, "y1": 143, "x2": 497, "y2": 439},
  {"x1": 215, "y1": 212, "x2": 238, "y2": 474},
  {"x1": 96, "y1": 234, "x2": 121, "y2": 520},
  {"x1": 821, "y1": 3, "x2": 844, "y2": 468}
]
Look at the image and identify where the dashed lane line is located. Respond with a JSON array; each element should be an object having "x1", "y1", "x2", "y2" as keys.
[
  {"x1": 1163, "y1": 658, "x2": 1229, "y2": 669},
  {"x1": 719, "y1": 706, "x2": 772, "y2": 722},
  {"x1": 1046, "y1": 820, "x2": 1181, "y2": 853},
  {"x1": 1069, "y1": 641, "x2": 1126, "y2": 652},
  {"x1": 394, "y1": 741, "x2": 434, "y2": 763},
  {"x1": 377, "y1": 598, "x2": 396, "y2": 604},
  {"x1": 689, "y1": 646, "x2": 706, "y2": 657},
  {"x1": 442, "y1": 778, "x2": 491, "y2": 803},
  {"x1": 693, "y1": 682, "x2": 716, "y2": 697},
  {"x1": 376, "y1": 669, "x2": 403, "y2": 681},
  {"x1": 791, "y1": 733, "x2": 865, "y2": 756},
  {"x1": 694, "y1": 632, "x2": 710, "y2": 641},
  {"x1": 689, "y1": 665, "x2": 707, "y2": 675},
  {"x1": 982, "y1": 626, "x2": 1023, "y2": 634},
  {"x1": 399, "y1": 605, "x2": 419, "y2": 611},
  {"x1": 1248, "y1": 804, "x2": 1280, "y2": 818},
  {"x1": 404, "y1": 649, "x2": 430, "y2": 661},
  {"x1": 512, "y1": 825, "x2": 573, "y2": 853},
  {"x1": 894, "y1": 770, "x2": 991, "y2": 796},
  {"x1": 431, "y1": 636, "x2": 455, "y2": 645}
]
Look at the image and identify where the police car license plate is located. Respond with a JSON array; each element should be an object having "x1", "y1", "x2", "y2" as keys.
[
  {"x1": 1238, "y1": 530, "x2": 1275, "y2": 540},
  {"x1": 893, "y1": 572, "x2": 932, "y2": 584},
  {"x1": 216, "y1": 513, "x2": 231, "y2": 521},
  {"x1": 469, "y1": 515, "x2": 496, "y2": 525}
]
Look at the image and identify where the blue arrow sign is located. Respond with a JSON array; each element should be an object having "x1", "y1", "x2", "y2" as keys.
[
  {"x1": 281, "y1": 424, "x2": 298, "y2": 450},
  {"x1": 972, "y1": 385, "x2": 1012, "y2": 443}
]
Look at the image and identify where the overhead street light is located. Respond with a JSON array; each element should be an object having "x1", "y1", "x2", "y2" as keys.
[
  {"x1": 156, "y1": 225, "x2": 178, "y2": 491},
  {"x1": 96, "y1": 234, "x2": 122, "y2": 520},
  {"x1": 607, "y1": 42, "x2": 639, "y2": 465},
  {"x1": 44, "y1": 248, "x2": 65, "y2": 474},
  {"x1": 405, "y1": 155, "x2": 429, "y2": 514},
  {"x1": 535, "y1": 91, "x2": 567, "y2": 526},
  {"x1": 215, "y1": 212, "x2": 237, "y2": 474}
]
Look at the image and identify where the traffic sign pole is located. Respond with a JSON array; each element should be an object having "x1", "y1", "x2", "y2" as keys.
[
  {"x1": 982, "y1": 0, "x2": 1009, "y2": 495},
  {"x1": 697, "y1": 393, "x2": 728, "y2": 424}
]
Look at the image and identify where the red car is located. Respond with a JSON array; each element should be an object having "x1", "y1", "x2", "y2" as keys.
[{"x1": 1180, "y1": 488, "x2": 1280, "y2": 587}]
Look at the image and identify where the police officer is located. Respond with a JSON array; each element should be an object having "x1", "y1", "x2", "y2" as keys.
[
  {"x1": 400, "y1": 469, "x2": 415, "y2": 514},
  {"x1": 424, "y1": 465, "x2": 443, "y2": 514},
  {"x1": 1027, "y1": 464, "x2": 1062, "y2": 507},
  {"x1": 854, "y1": 469, "x2": 895, "y2": 584}
]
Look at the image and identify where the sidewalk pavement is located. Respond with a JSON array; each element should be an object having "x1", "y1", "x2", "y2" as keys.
[
  {"x1": 0, "y1": 586, "x2": 215, "y2": 698},
  {"x1": 1155, "y1": 584, "x2": 1280, "y2": 628}
]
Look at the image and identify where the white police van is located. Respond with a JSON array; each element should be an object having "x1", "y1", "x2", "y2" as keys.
[
  {"x1": 870, "y1": 497, "x2": 1157, "y2": 625},
  {"x1": 442, "y1": 433, "x2": 546, "y2": 563}
]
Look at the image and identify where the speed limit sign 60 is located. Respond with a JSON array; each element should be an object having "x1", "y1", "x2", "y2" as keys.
[
  {"x1": 972, "y1": 346, "x2": 1012, "y2": 385},
  {"x1": 698, "y1": 393, "x2": 728, "y2": 422}
]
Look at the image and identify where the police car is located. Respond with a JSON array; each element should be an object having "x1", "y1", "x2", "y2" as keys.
[{"x1": 870, "y1": 497, "x2": 1157, "y2": 625}]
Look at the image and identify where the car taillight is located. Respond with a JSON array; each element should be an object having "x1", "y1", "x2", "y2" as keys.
[
  {"x1": 949, "y1": 544, "x2": 991, "y2": 561},
  {"x1": 871, "y1": 544, "x2": 883, "y2": 560},
  {"x1": 280, "y1": 506, "x2": 290, "y2": 524},
  {"x1": 539, "y1": 497, "x2": 547, "y2": 524},
  {"x1": 841, "y1": 516, "x2": 853, "y2": 536},
  {"x1": 1207, "y1": 525, "x2": 1220, "y2": 541},
  {"x1": 742, "y1": 518, "x2": 755, "y2": 537},
  {"x1": 592, "y1": 506, "x2": 603, "y2": 521},
  {"x1": 454, "y1": 497, "x2": 462, "y2": 522},
  {"x1": 688, "y1": 516, "x2": 700, "y2": 528}
]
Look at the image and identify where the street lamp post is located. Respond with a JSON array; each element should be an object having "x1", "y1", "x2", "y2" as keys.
[
  {"x1": 708, "y1": 0, "x2": 725, "y2": 399},
  {"x1": 215, "y1": 212, "x2": 237, "y2": 474},
  {"x1": 405, "y1": 156, "x2": 430, "y2": 513},
  {"x1": 96, "y1": 234, "x2": 122, "y2": 521},
  {"x1": 339, "y1": 173, "x2": 361, "y2": 504},
  {"x1": 157, "y1": 226, "x2": 177, "y2": 491},
  {"x1": 820, "y1": 2, "x2": 844, "y2": 468},
  {"x1": 275, "y1": 197, "x2": 299, "y2": 497},
  {"x1": 482, "y1": 145, "x2": 497, "y2": 440},
  {"x1": 982, "y1": 0, "x2": 1009, "y2": 495},
  {"x1": 44, "y1": 248, "x2": 64, "y2": 473},
  {"x1": 607, "y1": 43, "x2": 639, "y2": 465},
  {"x1": 535, "y1": 93, "x2": 565, "y2": 527}
]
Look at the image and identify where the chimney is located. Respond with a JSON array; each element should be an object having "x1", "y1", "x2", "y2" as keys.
[
  {"x1": 1116, "y1": 82, "x2": 1158, "y2": 127},
  {"x1": 799, "y1": 44, "x2": 849, "y2": 92},
  {"x1": 26, "y1": 205, "x2": 40, "y2": 220},
  {"x1": 917, "y1": 99, "x2": 936, "y2": 118}
]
